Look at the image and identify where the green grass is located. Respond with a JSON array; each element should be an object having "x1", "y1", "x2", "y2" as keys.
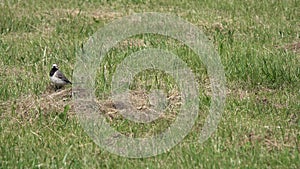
[{"x1": 1, "y1": 0, "x2": 299, "y2": 168}]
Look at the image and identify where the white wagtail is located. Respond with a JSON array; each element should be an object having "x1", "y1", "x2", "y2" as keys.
[{"x1": 49, "y1": 64, "x2": 72, "y2": 90}]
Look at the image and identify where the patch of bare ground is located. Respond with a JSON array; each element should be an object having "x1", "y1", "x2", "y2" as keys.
[
  {"x1": 239, "y1": 129, "x2": 299, "y2": 152},
  {"x1": 1, "y1": 85, "x2": 73, "y2": 123},
  {"x1": 49, "y1": 8, "x2": 123, "y2": 22},
  {"x1": 277, "y1": 42, "x2": 300, "y2": 54},
  {"x1": 66, "y1": 9, "x2": 123, "y2": 21},
  {"x1": 1, "y1": 84, "x2": 181, "y2": 124}
]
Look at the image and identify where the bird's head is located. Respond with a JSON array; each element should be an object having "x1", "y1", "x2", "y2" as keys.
[{"x1": 52, "y1": 64, "x2": 59, "y2": 69}]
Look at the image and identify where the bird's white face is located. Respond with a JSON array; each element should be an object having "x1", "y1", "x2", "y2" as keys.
[{"x1": 52, "y1": 64, "x2": 58, "y2": 68}]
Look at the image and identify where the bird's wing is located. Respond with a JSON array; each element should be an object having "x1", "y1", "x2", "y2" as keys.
[{"x1": 56, "y1": 70, "x2": 72, "y2": 84}]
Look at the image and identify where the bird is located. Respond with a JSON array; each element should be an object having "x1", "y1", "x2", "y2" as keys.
[{"x1": 49, "y1": 64, "x2": 72, "y2": 90}]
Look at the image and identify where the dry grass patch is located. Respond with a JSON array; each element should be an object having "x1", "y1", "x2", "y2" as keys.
[
  {"x1": 1, "y1": 84, "x2": 182, "y2": 125},
  {"x1": 277, "y1": 42, "x2": 300, "y2": 54}
]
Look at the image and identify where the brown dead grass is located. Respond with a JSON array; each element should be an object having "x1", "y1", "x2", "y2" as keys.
[
  {"x1": 65, "y1": 9, "x2": 123, "y2": 20},
  {"x1": 1, "y1": 84, "x2": 181, "y2": 124},
  {"x1": 277, "y1": 42, "x2": 300, "y2": 54},
  {"x1": 239, "y1": 129, "x2": 299, "y2": 152},
  {"x1": 1, "y1": 85, "x2": 73, "y2": 121}
]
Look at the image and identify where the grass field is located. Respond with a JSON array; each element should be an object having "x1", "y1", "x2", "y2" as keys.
[{"x1": 0, "y1": 0, "x2": 299, "y2": 168}]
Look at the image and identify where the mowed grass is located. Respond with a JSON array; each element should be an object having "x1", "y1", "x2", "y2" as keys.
[{"x1": 0, "y1": 0, "x2": 299, "y2": 168}]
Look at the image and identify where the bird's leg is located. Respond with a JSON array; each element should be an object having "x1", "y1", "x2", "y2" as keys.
[{"x1": 54, "y1": 85, "x2": 62, "y2": 92}]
